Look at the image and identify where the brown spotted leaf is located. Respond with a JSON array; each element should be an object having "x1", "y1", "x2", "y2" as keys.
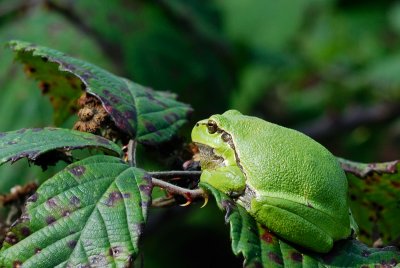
[
  {"x1": 338, "y1": 158, "x2": 400, "y2": 247},
  {"x1": 8, "y1": 40, "x2": 192, "y2": 145},
  {"x1": 0, "y1": 127, "x2": 121, "y2": 167},
  {"x1": 200, "y1": 182, "x2": 400, "y2": 267},
  {"x1": 0, "y1": 155, "x2": 153, "y2": 267}
]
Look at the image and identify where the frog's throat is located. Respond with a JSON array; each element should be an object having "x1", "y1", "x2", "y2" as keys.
[
  {"x1": 196, "y1": 142, "x2": 255, "y2": 203},
  {"x1": 195, "y1": 143, "x2": 225, "y2": 170},
  {"x1": 195, "y1": 140, "x2": 247, "y2": 181}
]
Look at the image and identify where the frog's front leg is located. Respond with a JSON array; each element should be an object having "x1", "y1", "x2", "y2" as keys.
[{"x1": 200, "y1": 165, "x2": 246, "y2": 195}]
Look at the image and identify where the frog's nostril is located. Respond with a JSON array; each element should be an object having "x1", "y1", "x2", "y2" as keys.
[{"x1": 196, "y1": 123, "x2": 199, "y2": 127}]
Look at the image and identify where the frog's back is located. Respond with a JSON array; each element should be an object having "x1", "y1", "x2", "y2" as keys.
[{"x1": 215, "y1": 112, "x2": 349, "y2": 223}]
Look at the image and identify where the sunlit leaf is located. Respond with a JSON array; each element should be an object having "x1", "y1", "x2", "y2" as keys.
[{"x1": 0, "y1": 155, "x2": 153, "y2": 267}]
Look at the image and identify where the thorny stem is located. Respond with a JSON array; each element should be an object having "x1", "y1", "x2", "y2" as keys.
[
  {"x1": 151, "y1": 178, "x2": 206, "y2": 203},
  {"x1": 125, "y1": 141, "x2": 204, "y2": 206},
  {"x1": 127, "y1": 139, "x2": 137, "y2": 166}
]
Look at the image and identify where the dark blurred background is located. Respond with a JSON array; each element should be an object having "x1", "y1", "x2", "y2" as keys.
[{"x1": 0, "y1": 0, "x2": 399, "y2": 267}]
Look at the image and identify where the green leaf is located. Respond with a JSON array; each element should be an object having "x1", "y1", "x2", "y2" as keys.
[
  {"x1": 339, "y1": 158, "x2": 400, "y2": 247},
  {"x1": 0, "y1": 127, "x2": 121, "y2": 167},
  {"x1": 0, "y1": 155, "x2": 153, "y2": 267},
  {"x1": 8, "y1": 40, "x2": 192, "y2": 145},
  {"x1": 200, "y1": 182, "x2": 400, "y2": 267}
]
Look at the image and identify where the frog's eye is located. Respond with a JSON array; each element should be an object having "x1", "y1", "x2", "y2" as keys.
[
  {"x1": 207, "y1": 120, "x2": 218, "y2": 134},
  {"x1": 221, "y1": 132, "x2": 231, "y2": 142}
]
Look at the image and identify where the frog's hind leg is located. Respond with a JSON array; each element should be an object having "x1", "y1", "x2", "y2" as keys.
[{"x1": 251, "y1": 196, "x2": 349, "y2": 253}]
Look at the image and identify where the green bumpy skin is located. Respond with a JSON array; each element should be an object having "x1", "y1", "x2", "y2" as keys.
[{"x1": 192, "y1": 110, "x2": 351, "y2": 253}]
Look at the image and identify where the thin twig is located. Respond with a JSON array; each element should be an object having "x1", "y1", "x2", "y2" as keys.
[
  {"x1": 338, "y1": 157, "x2": 399, "y2": 177},
  {"x1": 388, "y1": 235, "x2": 400, "y2": 248},
  {"x1": 44, "y1": 0, "x2": 124, "y2": 74},
  {"x1": 127, "y1": 139, "x2": 137, "y2": 166},
  {"x1": 149, "y1": 170, "x2": 201, "y2": 180},
  {"x1": 0, "y1": 182, "x2": 38, "y2": 206},
  {"x1": 151, "y1": 178, "x2": 205, "y2": 200},
  {"x1": 153, "y1": 0, "x2": 236, "y2": 76},
  {"x1": 0, "y1": 1, "x2": 34, "y2": 28},
  {"x1": 297, "y1": 103, "x2": 400, "y2": 140}
]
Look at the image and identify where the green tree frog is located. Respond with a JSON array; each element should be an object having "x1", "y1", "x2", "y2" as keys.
[{"x1": 191, "y1": 110, "x2": 352, "y2": 253}]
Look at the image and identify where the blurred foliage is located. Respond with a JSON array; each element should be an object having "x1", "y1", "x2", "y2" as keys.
[{"x1": 0, "y1": 0, "x2": 399, "y2": 267}]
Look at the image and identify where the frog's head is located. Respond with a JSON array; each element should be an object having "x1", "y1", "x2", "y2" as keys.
[
  {"x1": 191, "y1": 110, "x2": 247, "y2": 195},
  {"x1": 191, "y1": 110, "x2": 243, "y2": 169}
]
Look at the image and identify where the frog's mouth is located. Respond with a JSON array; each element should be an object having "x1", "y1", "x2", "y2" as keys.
[{"x1": 195, "y1": 143, "x2": 225, "y2": 170}]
